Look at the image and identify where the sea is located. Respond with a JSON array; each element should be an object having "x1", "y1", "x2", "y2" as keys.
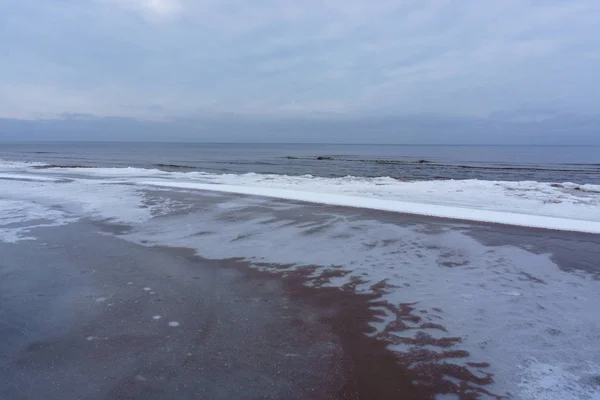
[{"x1": 0, "y1": 142, "x2": 599, "y2": 184}]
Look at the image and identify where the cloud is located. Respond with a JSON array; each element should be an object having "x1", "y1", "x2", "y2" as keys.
[
  {"x1": 144, "y1": 0, "x2": 181, "y2": 15},
  {"x1": 106, "y1": 0, "x2": 182, "y2": 18},
  {"x1": 0, "y1": 0, "x2": 599, "y2": 126}
]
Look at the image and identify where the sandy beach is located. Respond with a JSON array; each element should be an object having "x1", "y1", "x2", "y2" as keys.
[{"x1": 1, "y1": 177, "x2": 600, "y2": 399}]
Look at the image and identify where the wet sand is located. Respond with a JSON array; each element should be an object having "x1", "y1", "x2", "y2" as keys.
[{"x1": 0, "y1": 221, "x2": 349, "y2": 400}]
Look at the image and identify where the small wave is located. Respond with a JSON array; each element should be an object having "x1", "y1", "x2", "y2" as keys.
[
  {"x1": 0, "y1": 159, "x2": 49, "y2": 168},
  {"x1": 33, "y1": 165, "x2": 97, "y2": 169},
  {"x1": 437, "y1": 164, "x2": 600, "y2": 173}
]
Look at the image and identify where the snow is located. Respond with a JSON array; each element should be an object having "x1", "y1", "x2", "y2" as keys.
[
  {"x1": 518, "y1": 359, "x2": 600, "y2": 400},
  {"x1": 139, "y1": 180, "x2": 600, "y2": 234},
  {"x1": 0, "y1": 178, "x2": 167, "y2": 225}
]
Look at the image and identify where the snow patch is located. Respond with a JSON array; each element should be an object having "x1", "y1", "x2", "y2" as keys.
[{"x1": 518, "y1": 359, "x2": 600, "y2": 400}]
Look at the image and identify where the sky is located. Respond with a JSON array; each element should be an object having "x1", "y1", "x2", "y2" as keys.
[{"x1": 1, "y1": 0, "x2": 599, "y2": 143}]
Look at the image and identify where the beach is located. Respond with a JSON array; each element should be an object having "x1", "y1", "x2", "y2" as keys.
[{"x1": 1, "y1": 167, "x2": 600, "y2": 399}]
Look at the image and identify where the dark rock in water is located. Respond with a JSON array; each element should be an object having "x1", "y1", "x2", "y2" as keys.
[
  {"x1": 417, "y1": 160, "x2": 430, "y2": 164},
  {"x1": 155, "y1": 164, "x2": 195, "y2": 169},
  {"x1": 316, "y1": 156, "x2": 334, "y2": 161}
]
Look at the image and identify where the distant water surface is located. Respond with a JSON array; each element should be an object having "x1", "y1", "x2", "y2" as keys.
[{"x1": 1, "y1": 142, "x2": 599, "y2": 184}]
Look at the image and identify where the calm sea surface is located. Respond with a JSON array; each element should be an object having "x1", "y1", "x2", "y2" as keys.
[{"x1": 1, "y1": 142, "x2": 599, "y2": 184}]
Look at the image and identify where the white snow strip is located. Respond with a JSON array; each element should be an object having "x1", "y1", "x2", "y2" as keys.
[{"x1": 139, "y1": 180, "x2": 600, "y2": 234}]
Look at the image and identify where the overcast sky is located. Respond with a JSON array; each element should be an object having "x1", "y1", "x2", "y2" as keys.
[{"x1": 1, "y1": 0, "x2": 599, "y2": 142}]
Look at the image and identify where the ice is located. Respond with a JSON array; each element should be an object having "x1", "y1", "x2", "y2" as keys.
[
  {"x1": 0, "y1": 178, "x2": 164, "y2": 224},
  {"x1": 0, "y1": 199, "x2": 77, "y2": 243},
  {"x1": 518, "y1": 359, "x2": 600, "y2": 400}
]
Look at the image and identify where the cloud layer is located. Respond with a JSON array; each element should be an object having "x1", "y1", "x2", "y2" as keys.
[{"x1": 1, "y1": 0, "x2": 599, "y2": 122}]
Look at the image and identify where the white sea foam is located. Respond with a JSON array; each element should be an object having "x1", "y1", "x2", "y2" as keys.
[
  {"x1": 0, "y1": 173, "x2": 63, "y2": 182},
  {"x1": 0, "y1": 159, "x2": 47, "y2": 169}
]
